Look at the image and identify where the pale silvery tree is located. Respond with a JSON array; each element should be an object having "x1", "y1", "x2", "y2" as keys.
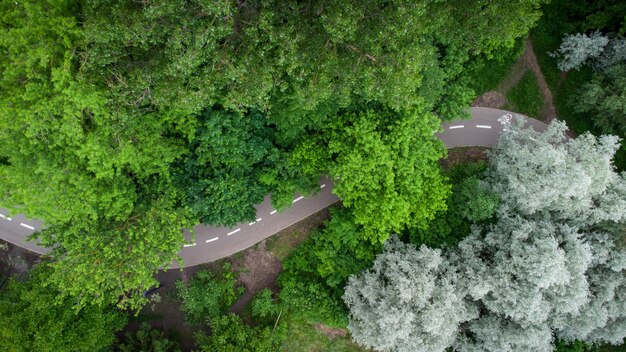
[
  {"x1": 450, "y1": 216, "x2": 593, "y2": 329},
  {"x1": 550, "y1": 31, "x2": 609, "y2": 71},
  {"x1": 342, "y1": 236, "x2": 477, "y2": 352},
  {"x1": 593, "y1": 37, "x2": 626, "y2": 71},
  {"x1": 474, "y1": 117, "x2": 626, "y2": 346},
  {"x1": 485, "y1": 117, "x2": 626, "y2": 228},
  {"x1": 556, "y1": 231, "x2": 626, "y2": 344},
  {"x1": 454, "y1": 314, "x2": 554, "y2": 352},
  {"x1": 343, "y1": 118, "x2": 626, "y2": 351}
]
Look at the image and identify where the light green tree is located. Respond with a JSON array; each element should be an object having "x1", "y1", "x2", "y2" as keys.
[
  {"x1": 326, "y1": 108, "x2": 450, "y2": 242},
  {"x1": 40, "y1": 189, "x2": 194, "y2": 311}
]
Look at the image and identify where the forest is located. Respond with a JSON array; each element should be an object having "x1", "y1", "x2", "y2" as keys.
[{"x1": 0, "y1": 0, "x2": 625, "y2": 351}]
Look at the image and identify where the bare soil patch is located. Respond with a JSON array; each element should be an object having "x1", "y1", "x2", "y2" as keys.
[
  {"x1": 471, "y1": 91, "x2": 507, "y2": 109},
  {"x1": 313, "y1": 323, "x2": 348, "y2": 339},
  {"x1": 0, "y1": 239, "x2": 41, "y2": 278},
  {"x1": 440, "y1": 147, "x2": 489, "y2": 170},
  {"x1": 230, "y1": 241, "x2": 282, "y2": 314}
]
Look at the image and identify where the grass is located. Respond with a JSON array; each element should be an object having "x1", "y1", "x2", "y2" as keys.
[
  {"x1": 602, "y1": 345, "x2": 626, "y2": 352},
  {"x1": 265, "y1": 206, "x2": 335, "y2": 261},
  {"x1": 265, "y1": 228, "x2": 310, "y2": 262},
  {"x1": 465, "y1": 38, "x2": 525, "y2": 96},
  {"x1": 504, "y1": 70, "x2": 544, "y2": 118},
  {"x1": 279, "y1": 315, "x2": 367, "y2": 352}
]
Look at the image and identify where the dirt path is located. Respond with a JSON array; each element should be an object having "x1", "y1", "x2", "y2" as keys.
[
  {"x1": 473, "y1": 38, "x2": 557, "y2": 123},
  {"x1": 229, "y1": 241, "x2": 282, "y2": 314},
  {"x1": 523, "y1": 39, "x2": 557, "y2": 122}
]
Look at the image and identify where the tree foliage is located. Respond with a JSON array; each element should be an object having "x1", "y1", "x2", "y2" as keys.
[
  {"x1": 573, "y1": 63, "x2": 626, "y2": 137},
  {"x1": 343, "y1": 237, "x2": 476, "y2": 352},
  {"x1": 174, "y1": 110, "x2": 277, "y2": 226},
  {"x1": 195, "y1": 313, "x2": 286, "y2": 352},
  {"x1": 326, "y1": 108, "x2": 450, "y2": 241},
  {"x1": 251, "y1": 288, "x2": 280, "y2": 322},
  {"x1": 40, "y1": 188, "x2": 194, "y2": 311},
  {"x1": 408, "y1": 161, "x2": 499, "y2": 247},
  {"x1": 486, "y1": 118, "x2": 626, "y2": 225},
  {"x1": 344, "y1": 119, "x2": 626, "y2": 351},
  {"x1": 176, "y1": 264, "x2": 243, "y2": 324},
  {"x1": 0, "y1": 265, "x2": 126, "y2": 352},
  {"x1": 0, "y1": 0, "x2": 548, "y2": 312},
  {"x1": 459, "y1": 119, "x2": 626, "y2": 348},
  {"x1": 277, "y1": 209, "x2": 371, "y2": 328},
  {"x1": 550, "y1": 31, "x2": 609, "y2": 71},
  {"x1": 116, "y1": 323, "x2": 181, "y2": 352}
]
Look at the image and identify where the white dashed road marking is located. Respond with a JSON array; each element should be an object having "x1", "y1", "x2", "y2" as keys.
[
  {"x1": 293, "y1": 196, "x2": 304, "y2": 203},
  {"x1": 320, "y1": 184, "x2": 326, "y2": 188},
  {"x1": 249, "y1": 218, "x2": 262, "y2": 225},
  {"x1": 227, "y1": 228, "x2": 241, "y2": 236},
  {"x1": 476, "y1": 125, "x2": 492, "y2": 129},
  {"x1": 449, "y1": 125, "x2": 464, "y2": 129},
  {"x1": 20, "y1": 223, "x2": 35, "y2": 230},
  {"x1": 0, "y1": 214, "x2": 5, "y2": 218},
  {"x1": 184, "y1": 242, "x2": 196, "y2": 247},
  {"x1": 205, "y1": 237, "x2": 219, "y2": 243},
  {"x1": 270, "y1": 210, "x2": 277, "y2": 215}
]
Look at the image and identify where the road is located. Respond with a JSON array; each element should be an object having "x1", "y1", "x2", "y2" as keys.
[{"x1": 0, "y1": 107, "x2": 549, "y2": 268}]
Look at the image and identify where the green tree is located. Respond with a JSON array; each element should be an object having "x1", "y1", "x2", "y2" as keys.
[
  {"x1": 38, "y1": 187, "x2": 193, "y2": 311},
  {"x1": 174, "y1": 110, "x2": 277, "y2": 226},
  {"x1": 281, "y1": 207, "x2": 382, "y2": 291},
  {"x1": 195, "y1": 314, "x2": 286, "y2": 352},
  {"x1": 116, "y1": 323, "x2": 181, "y2": 352},
  {"x1": 326, "y1": 108, "x2": 450, "y2": 242},
  {"x1": 0, "y1": 265, "x2": 126, "y2": 352},
  {"x1": 176, "y1": 264, "x2": 242, "y2": 324},
  {"x1": 0, "y1": 0, "x2": 193, "y2": 311},
  {"x1": 251, "y1": 288, "x2": 280, "y2": 321},
  {"x1": 0, "y1": 0, "x2": 549, "y2": 315},
  {"x1": 573, "y1": 62, "x2": 626, "y2": 139},
  {"x1": 408, "y1": 161, "x2": 499, "y2": 247}
]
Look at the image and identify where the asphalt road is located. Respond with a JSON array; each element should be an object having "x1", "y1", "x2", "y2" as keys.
[{"x1": 0, "y1": 107, "x2": 549, "y2": 268}]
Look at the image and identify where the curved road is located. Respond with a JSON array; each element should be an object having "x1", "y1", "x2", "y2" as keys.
[{"x1": 0, "y1": 107, "x2": 549, "y2": 268}]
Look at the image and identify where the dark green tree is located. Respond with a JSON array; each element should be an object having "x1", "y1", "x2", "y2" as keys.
[
  {"x1": 408, "y1": 162, "x2": 499, "y2": 247},
  {"x1": 174, "y1": 110, "x2": 277, "y2": 226},
  {"x1": 195, "y1": 314, "x2": 286, "y2": 352},
  {"x1": 176, "y1": 264, "x2": 242, "y2": 324},
  {"x1": 116, "y1": 323, "x2": 181, "y2": 352}
]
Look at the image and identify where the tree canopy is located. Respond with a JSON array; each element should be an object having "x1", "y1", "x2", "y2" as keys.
[
  {"x1": 1, "y1": 0, "x2": 547, "y2": 311},
  {"x1": 344, "y1": 119, "x2": 626, "y2": 351},
  {"x1": 0, "y1": 265, "x2": 126, "y2": 352}
]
